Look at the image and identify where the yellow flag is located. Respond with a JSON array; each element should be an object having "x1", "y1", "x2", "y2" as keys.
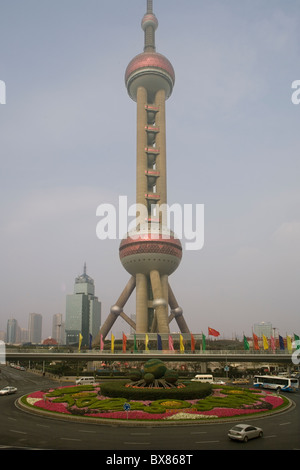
[
  {"x1": 287, "y1": 335, "x2": 292, "y2": 352},
  {"x1": 111, "y1": 333, "x2": 115, "y2": 353},
  {"x1": 78, "y1": 333, "x2": 83, "y2": 351},
  {"x1": 263, "y1": 334, "x2": 269, "y2": 350},
  {"x1": 145, "y1": 334, "x2": 149, "y2": 351},
  {"x1": 180, "y1": 334, "x2": 184, "y2": 352}
]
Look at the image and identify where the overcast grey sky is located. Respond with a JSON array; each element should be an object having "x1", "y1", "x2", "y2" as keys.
[{"x1": 0, "y1": 0, "x2": 299, "y2": 340}]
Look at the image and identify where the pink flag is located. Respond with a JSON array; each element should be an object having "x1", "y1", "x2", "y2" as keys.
[
  {"x1": 271, "y1": 336, "x2": 276, "y2": 352},
  {"x1": 100, "y1": 334, "x2": 104, "y2": 351},
  {"x1": 168, "y1": 335, "x2": 174, "y2": 351}
]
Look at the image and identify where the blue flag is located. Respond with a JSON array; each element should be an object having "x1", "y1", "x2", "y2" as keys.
[
  {"x1": 279, "y1": 335, "x2": 284, "y2": 350},
  {"x1": 157, "y1": 334, "x2": 162, "y2": 350}
]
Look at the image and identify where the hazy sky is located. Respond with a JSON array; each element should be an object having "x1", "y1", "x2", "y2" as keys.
[{"x1": 0, "y1": 0, "x2": 299, "y2": 340}]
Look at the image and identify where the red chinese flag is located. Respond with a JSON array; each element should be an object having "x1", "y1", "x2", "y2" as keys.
[
  {"x1": 122, "y1": 333, "x2": 127, "y2": 353},
  {"x1": 191, "y1": 333, "x2": 195, "y2": 351},
  {"x1": 253, "y1": 333, "x2": 260, "y2": 350},
  {"x1": 208, "y1": 327, "x2": 220, "y2": 337}
]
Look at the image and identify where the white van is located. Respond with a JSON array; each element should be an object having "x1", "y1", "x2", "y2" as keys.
[
  {"x1": 76, "y1": 377, "x2": 96, "y2": 385},
  {"x1": 191, "y1": 374, "x2": 214, "y2": 383}
]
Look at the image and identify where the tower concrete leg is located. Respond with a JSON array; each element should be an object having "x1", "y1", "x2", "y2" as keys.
[
  {"x1": 92, "y1": 276, "x2": 136, "y2": 346},
  {"x1": 136, "y1": 273, "x2": 148, "y2": 333},
  {"x1": 150, "y1": 269, "x2": 169, "y2": 335},
  {"x1": 168, "y1": 283, "x2": 190, "y2": 333}
]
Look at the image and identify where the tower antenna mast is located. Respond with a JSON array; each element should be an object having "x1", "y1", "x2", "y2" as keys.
[{"x1": 93, "y1": 0, "x2": 189, "y2": 347}]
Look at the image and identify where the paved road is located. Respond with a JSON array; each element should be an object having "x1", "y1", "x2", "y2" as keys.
[{"x1": 0, "y1": 365, "x2": 299, "y2": 452}]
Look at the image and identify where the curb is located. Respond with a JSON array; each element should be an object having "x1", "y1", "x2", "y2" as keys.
[{"x1": 15, "y1": 394, "x2": 294, "y2": 427}]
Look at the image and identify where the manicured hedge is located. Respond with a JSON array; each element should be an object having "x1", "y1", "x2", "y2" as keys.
[{"x1": 99, "y1": 380, "x2": 212, "y2": 400}]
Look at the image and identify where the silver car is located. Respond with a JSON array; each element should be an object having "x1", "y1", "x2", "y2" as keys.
[
  {"x1": 0, "y1": 386, "x2": 17, "y2": 395},
  {"x1": 228, "y1": 424, "x2": 263, "y2": 442}
]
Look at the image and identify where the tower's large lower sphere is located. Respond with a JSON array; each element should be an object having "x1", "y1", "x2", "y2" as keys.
[
  {"x1": 119, "y1": 226, "x2": 182, "y2": 276},
  {"x1": 125, "y1": 51, "x2": 175, "y2": 102}
]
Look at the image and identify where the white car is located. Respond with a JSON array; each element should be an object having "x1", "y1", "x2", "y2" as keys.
[
  {"x1": 0, "y1": 386, "x2": 17, "y2": 395},
  {"x1": 228, "y1": 424, "x2": 263, "y2": 442}
]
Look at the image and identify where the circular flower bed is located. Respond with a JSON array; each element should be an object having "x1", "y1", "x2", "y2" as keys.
[{"x1": 20, "y1": 383, "x2": 288, "y2": 422}]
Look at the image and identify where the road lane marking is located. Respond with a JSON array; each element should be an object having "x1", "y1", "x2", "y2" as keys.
[
  {"x1": 124, "y1": 442, "x2": 151, "y2": 445},
  {"x1": 60, "y1": 437, "x2": 81, "y2": 441},
  {"x1": 9, "y1": 430, "x2": 27, "y2": 434},
  {"x1": 196, "y1": 440, "x2": 219, "y2": 444}
]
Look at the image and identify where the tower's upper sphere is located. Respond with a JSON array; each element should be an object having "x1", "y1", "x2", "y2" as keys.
[
  {"x1": 125, "y1": 7, "x2": 175, "y2": 102},
  {"x1": 125, "y1": 52, "x2": 175, "y2": 102}
]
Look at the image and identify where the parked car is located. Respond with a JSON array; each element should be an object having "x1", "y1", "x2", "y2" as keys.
[
  {"x1": 0, "y1": 386, "x2": 17, "y2": 395},
  {"x1": 228, "y1": 424, "x2": 263, "y2": 442},
  {"x1": 232, "y1": 379, "x2": 249, "y2": 385},
  {"x1": 213, "y1": 380, "x2": 226, "y2": 385},
  {"x1": 75, "y1": 377, "x2": 96, "y2": 385}
]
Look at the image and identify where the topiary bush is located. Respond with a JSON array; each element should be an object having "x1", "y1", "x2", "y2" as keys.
[
  {"x1": 143, "y1": 359, "x2": 167, "y2": 378},
  {"x1": 100, "y1": 380, "x2": 212, "y2": 401}
]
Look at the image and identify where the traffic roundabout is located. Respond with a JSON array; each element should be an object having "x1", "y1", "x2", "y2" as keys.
[{"x1": 16, "y1": 359, "x2": 291, "y2": 426}]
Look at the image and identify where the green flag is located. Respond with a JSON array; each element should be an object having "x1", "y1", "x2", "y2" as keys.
[
  {"x1": 243, "y1": 335, "x2": 250, "y2": 350},
  {"x1": 294, "y1": 334, "x2": 300, "y2": 349},
  {"x1": 202, "y1": 333, "x2": 206, "y2": 351},
  {"x1": 134, "y1": 334, "x2": 137, "y2": 352}
]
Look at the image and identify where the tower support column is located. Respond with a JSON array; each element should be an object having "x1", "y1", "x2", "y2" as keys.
[
  {"x1": 136, "y1": 273, "x2": 148, "y2": 333},
  {"x1": 155, "y1": 89, "x2": 167, "y2": 215},
  {"x1": 150, "y1": 269, "x2": 169, "y2": 334},
  {"x1": 136, "y1": 86, "x2": 148, "y2": 209}
]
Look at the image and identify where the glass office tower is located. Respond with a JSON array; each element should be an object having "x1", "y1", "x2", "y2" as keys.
[{"x1": 65, "y1": 264, "x2": 101, "y2": 347}]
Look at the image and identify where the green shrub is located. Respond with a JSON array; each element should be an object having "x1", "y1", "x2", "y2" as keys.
[
  {"x1": 164, "y1": 369, "x2": 178, "y2": 383},
  {"x1": 52, "y1": 395, "x2": 75, "y2": 406},
  {"x1": 46, "y1": 385, "x2": 95, "y2": 397},
  {"x1": 99, "y1": 380, "x2": 211, "y2": 401},
  {"x1": 143, "y1": 359, "x2": 167, "y2": 379},
  {"x1": 144, "y1": 373, "x2": 155, "y2": 384}
]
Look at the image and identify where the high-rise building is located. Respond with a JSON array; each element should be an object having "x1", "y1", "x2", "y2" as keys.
[
  {"x1": 6, "y1": 318, "x2": 18, "y2": 344},
  {"x1": 28, "y1": 313, "x2": 42, "y2": 344},
  {"x1": 94, "y1": 0, "x2": 189, "y2": 347},
  {"x1": 52, "y1": 313, "x2": 65, "y2": 345},
  {"x1": 65, "y1": 264, "x2": 101, "y2": 347},
  {"x1": 253, "y1": 322, "x2": 273, "y2": 339}
]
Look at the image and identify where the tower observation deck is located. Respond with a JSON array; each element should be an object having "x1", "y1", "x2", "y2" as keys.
[{"x1": 93, "y1": 0, "x2": 189, "y2": 347}]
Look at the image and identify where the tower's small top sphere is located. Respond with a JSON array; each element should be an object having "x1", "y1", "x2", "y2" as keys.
[{"x1": 141, "y1": 13, "x2": 158, "y2": 31}]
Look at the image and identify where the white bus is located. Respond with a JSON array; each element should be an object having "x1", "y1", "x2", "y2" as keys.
[
  {"x1": 191, "y1": 374, "x2": 214, "y2": 383},
  {"x1": 253, "y1": 375, "x2": 299, "y2": 392}
]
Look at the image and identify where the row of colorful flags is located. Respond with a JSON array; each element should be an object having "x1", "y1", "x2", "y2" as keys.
[
  {"x1": 78, "y1": 329, "x2": 299, "y2": 352},
  {"x1": 103, "y1": 327, "x2": 221, "y2": 353},
  {"x1": 244, "y1": 333, "x2": 300, "y2": 352}
]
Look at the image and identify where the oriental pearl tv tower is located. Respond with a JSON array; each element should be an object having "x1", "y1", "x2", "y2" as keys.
[{"x1": 93, "y1": 0, "x2": 189, "y2": 347}]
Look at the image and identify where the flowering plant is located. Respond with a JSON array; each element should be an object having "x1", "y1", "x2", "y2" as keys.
[{"x1": 23, "y1": 384, "x2": 287, "y2": 421}]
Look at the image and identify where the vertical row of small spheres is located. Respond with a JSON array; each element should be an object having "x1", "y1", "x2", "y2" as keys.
[{"x1": 93, "y1": 0, "x2": 190, "y2": 348}]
